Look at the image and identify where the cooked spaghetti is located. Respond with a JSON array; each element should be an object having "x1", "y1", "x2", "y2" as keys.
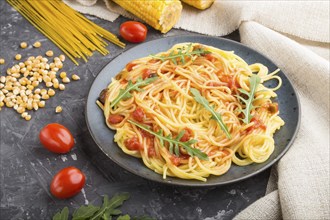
[
  {"x1": 7, "y1": 0, "x2": 125, "y2": 65},
  {"x1": 97, "y1": 43, "x2": 285, "y2": 182}
]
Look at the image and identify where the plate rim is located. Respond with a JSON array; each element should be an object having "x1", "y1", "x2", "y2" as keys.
[{"x1": 85, "y1": 34, "x2": 301, "y2": 187}]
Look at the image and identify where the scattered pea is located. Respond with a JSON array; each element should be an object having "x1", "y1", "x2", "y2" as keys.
[
  {"x1": 20, "y1": 42, "x2": 28, "y2": 49},
  {"x1": 15, "y1": 54, "x2": 22, "y2": 60},
  {"x1": 33, "y1": 41, "x2": 41, "y2": 48}
]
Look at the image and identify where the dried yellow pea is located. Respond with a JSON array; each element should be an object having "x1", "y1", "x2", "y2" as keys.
[
  {"x1": 33, "y1": 41, "x2": 41, "y2": 48},
  {"x1": 20, "y1": 42, "x2": 28, "y2": 49}
]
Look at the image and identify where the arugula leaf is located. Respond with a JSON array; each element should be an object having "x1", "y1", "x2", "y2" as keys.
[
  {"x1": 150, "y1": 43, "x2": 210, "y2": 65},
  {"x1": 72, "y1": 205, "x2": 100, "y2": 220},
  {"x1": 53, "y1": 207, "x2": 69, "y2": 220},
  {"x1": 190, "y1": 88, "x2": 231, "y2": 139},
  {"x1": 236, "y1": 75, "x2": 261, "y2": 124},
  {"x1": 128, "y1": 120, "x2": 208, "y2": 160},
  {"x1": 110, "y1": 77, "x2": 157, "y2": 108},
  {"x1": 90, "y1": 193, "x2": 130, "y2": 220},
  {"x1": 52, "y1": 193, "x2": 153, "y2": 220}
]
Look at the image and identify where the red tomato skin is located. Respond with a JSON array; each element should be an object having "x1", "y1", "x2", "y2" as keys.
[
  {"x1": 120, "y1": 21, "x2": 147, "y2": 43},
  {"x1": 50, "y1": 167, "x2": 85, "y2": 199},
  {"x1": 39, "y1": 123, "x2": 74, "y2": 154}
]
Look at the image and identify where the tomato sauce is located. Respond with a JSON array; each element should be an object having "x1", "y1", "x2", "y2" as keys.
[
  {"x1": 246, "y1": 117, "x2": 267, "y2": 133},
  {"x1": 205, "y1": 54, "x2": 216, "y2": 62},
  {"x1": 132, "y1": 107, "x2": 145, "y2": 122},
  {"x1": 170, "y1": 156, "x2": 181, "y2": 166},
  {"x1": 170, "y1": 154, "x2": 190, "y2": 166},
  {"x1": 180, "y1": 128, "x2": 193, "y2": 142},
  {"x1": 148, "y1": 146, "x2": 156, "y2": 157},
  {"x1": 206, "y1": 81, "x2": 222, "y2": 87},
  {"x1": 219, "y1": 75, "x2": 240, "y2": 92}
]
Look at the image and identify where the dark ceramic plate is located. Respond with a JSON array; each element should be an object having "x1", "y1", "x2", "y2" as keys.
[{"x1": 86, "y1": 35, "x2": 300, "y2": 186}]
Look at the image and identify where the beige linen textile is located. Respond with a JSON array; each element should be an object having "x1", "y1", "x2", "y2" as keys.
[{"x1": 64, "y1": 0, "x2": 330, "y2": 219}]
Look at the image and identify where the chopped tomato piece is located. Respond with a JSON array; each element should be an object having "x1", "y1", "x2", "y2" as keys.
[
  {"x1": 124, "y1": 137, "x2": 143, "y2": 151},
  {"x1": 219, "y1": 75, "x2": 240, "y2": 91},
  {"x1": 126, "y1": 62, "x2": 137, "y2": 71},
  {"x1": 180, "y1": 128, "x2": 193, "y2": 142},
  {"x1": 120, "y1": 79, "x2": 128, "y2": 84},
  {"x1": 142, "y1": 69, "x2": 157, "y2": 79},
  {"x1": 148, "y1": 146, "x2": 156, "y2": 157},
  {"x1": 205, "y1": 54, "x2": 216, "y2": 62},
  {"x1": 132, "y1": 107, "x2": 145, "y2": 122},
  {"x1": 170, "y1": 156, "x2": 181, "y2": 166},
  {"x1": 108, "y1": 114, "x2": 124, "y2": 124}
]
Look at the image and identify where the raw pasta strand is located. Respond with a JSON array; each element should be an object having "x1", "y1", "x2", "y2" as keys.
[{"x1": 7, "y1": 0, "x2": 125, "y2": 65}]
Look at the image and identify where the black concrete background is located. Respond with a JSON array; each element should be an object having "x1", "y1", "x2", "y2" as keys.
[{"x1": 0, "y1": 1, "x2": 270, "y2": 219}]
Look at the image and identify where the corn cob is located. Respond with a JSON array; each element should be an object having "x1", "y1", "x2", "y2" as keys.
[
  {"x1": 112, "y1": 0, "x2": 182, "y2": 33},
  {"x1": 181, "y1": 0, "x2": 215, "y2": 10}
]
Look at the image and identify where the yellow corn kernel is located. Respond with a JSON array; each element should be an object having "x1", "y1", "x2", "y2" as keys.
[
  {"x1": 0, "y1": 58, "x2": 5, "y2": 64},
  {"x1": 112, "y1": 0, "x2": 182, "y2": 33}
]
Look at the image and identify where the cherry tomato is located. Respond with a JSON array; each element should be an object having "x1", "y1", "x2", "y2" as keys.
[
  {"x1": 120, "y1": 21, "x2": 147, "y2": 43},
  {"x1": 39, "y1": 123, "x2": 74, "y2": 154},
  {"x1": 50, "y1": 167, "x2": 85, "y2": 199}
]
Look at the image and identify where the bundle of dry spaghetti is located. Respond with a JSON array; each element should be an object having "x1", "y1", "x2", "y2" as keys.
[{"x1": 7, "y1": 0, "x2": 125, "y2": 65}]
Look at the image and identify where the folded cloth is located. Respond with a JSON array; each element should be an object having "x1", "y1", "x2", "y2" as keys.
[
  {"x1": 235, "y1": 21, "x2": 329, "y2": 220},
  {"x1": 64, "y1": 0, "x2": 330, "y2": 219}
]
